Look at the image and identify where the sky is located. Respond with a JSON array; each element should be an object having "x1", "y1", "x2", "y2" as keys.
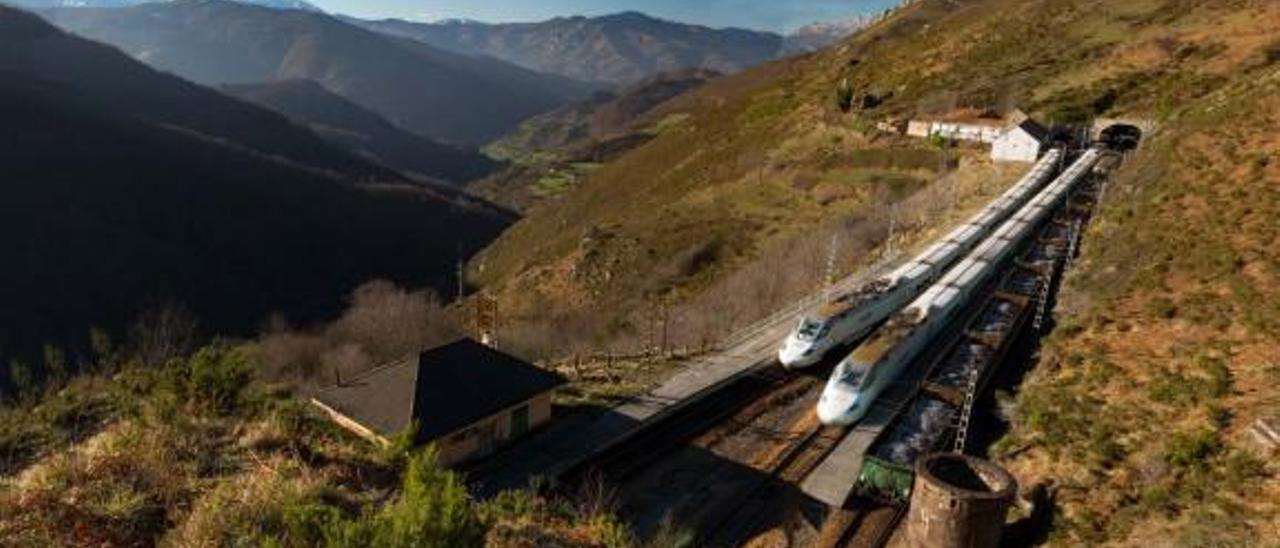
[{"x1": 310, "y1": 0, "x2": 900, "y2": 33}]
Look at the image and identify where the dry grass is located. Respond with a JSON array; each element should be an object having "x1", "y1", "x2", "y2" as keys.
[
  {"x1": 997, "y1": 58, "x2": 1280, "y2": 546},
  {"x1": 467, "y1": 0, "x2": 1280, "y2": 367}
]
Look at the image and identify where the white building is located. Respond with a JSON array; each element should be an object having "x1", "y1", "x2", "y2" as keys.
[
  {"x1": 906, "y1": 119, "x2": 1005, "y2": 143},
  {"x1": 991, "y1": 119, "x2": 1048, "y2": 163}
]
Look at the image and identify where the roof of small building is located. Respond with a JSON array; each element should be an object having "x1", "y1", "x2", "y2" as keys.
[
  {"x1": 314, "y1": 338, "x2": 567, "y2": 444},
  {"x1": 1012, "y1": 118, "x2": 1049, "y2": 141}
]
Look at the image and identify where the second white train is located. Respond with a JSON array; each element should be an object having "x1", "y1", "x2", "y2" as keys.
[
  {"x1": 778, "y1": 150, "x2": 1062, "y2": 368},
  {"x1": 817, "y1": 148, "x2": 1102, "y2": 426}
]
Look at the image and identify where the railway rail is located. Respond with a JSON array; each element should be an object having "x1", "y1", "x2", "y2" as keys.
[
  {"x1": 700, "y1": 424, "x2": 844, "y2": 546},
  {"x1": 558, "y1": 361, "x2": 794, "y2": 487}
]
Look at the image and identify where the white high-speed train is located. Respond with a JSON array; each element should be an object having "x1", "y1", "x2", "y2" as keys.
[
  {"x1": 777, "y1": 150, "x2": 1062, "y2": 369},
  {"x1": 817, "y1": 148, "x2": 1102, "y2": 426}
]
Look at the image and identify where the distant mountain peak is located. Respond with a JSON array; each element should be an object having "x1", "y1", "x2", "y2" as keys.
[
  {"x1": 782, "y1": 16, "x2": 872, "y2": 55},
  {"x1": 2, "y1": 0, "x2": 323, "y2": 12},
  {"x1": 598, "y1": 11, "x2": 657, "y2": 23},
  {"x1": 38, "y1": 1, "x2": 593, "y2": 144},
  {"x1": 430, "y1": 17, "x2": 484, "y2": 26},
  {"x1": 350, "y1": 13, "x2": 783, "y2": 85}
]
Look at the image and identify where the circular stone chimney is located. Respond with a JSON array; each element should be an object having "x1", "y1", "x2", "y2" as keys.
[{"x1": 905, "y1": 453, "x2": 1017, "y2": 548}]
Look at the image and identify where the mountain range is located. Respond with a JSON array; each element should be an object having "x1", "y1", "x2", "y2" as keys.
[
  {"x1": 37, "y1": 0, "x2": 594, "y2": 144},
  {"x1": 2, "y1": 0, "x2": 321, "y2": 10},
  {"x1": 222, "y1": 79, "x2": 499, "y2": 182},
  {"x1": 348, "y1": 12, "x2": 857, "y2": 85},
  {"x1": 0, "y1": 4, "x2": 509, "y2": 360},
  {"x1": 474, "y1": 68, "x2": 720, "y2": 211},
  {"x1": 781, "y1": 17, "x2": 875, "y2": 55},
  {"x1": 487, "y1": 68, "x2": 720, "y2": 162}
]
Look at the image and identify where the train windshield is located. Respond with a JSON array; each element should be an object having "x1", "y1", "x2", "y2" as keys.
[
  {"x1": 838, "y1": 363, "x2": 866, "y2": 387},
  {"x1": 796, "y1": 318, "x2": 828, "y2": 341}
]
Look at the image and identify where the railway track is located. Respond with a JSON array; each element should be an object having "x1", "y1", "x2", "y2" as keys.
[
  {"x1": 699, "y1": 423, "x2": 845, "y2": 546},
  {"x1": 826, "y1": 498, "x2": 908, "y2": 548},
  {"x1": 559, "y1": 361, "x2": 796, "y2": 488}
]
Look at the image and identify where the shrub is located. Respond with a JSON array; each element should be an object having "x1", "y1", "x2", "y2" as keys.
[
  {"x1": 1147, "y1": 372, "x2": 1203, "y2": 406},
  {"x1": 174, "y1": 345, "x2": 253, "y2": 415},
  {"x1": 836, "y1": 78, "x2": 854, "y2": 113},
  {"x1": 368, "y1": 448, "x2": 486, "y2": 548},
  {"x1": 276, "y1": 500, "x2": 367, "y2": 548},
  {"x1": 1196, "y1": 355, "x2": 1232, "y2": 398},
  {"x1": 1145, "y1": 297, "x2": 1178, "y2": 319},
  {"x1": 1164, "y1": 429, "x2": 1221, "y2": 469}
]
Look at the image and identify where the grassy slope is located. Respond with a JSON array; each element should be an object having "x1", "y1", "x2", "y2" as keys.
[
  {"x1": 471, "y1": 0, "x2": 1275, "y2": 339},
  {"x1": 0, "y1": 347, "x2": 631, "y2": 546},
  {"x1": 468, "y1": 29, "x2": 951, "y2": 333},
  {"x1": 474, "y1": 0, "x2": 1280, "y2": 542},
  {"x1": 1000, "y1": 53, "x2": 1280, "y2": 547}
]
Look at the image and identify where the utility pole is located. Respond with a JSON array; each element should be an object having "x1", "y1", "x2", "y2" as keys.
[
  {"x1": 475, "y1": 295, "x2": 498, "y2": 347},
  {"x1": 660, "y1": 297, "x2": 670, "y2": 356},
  {"x1": 456, "y1": 259, "x2": 465, "y2": 301},
  {"x1": 455, "y1": 242, "x2": 465, "y2": 301},
  {"x1": 885, "y1": 203, "x2": 898, "y2": 259},
  {"x1": 824, "y1": 232, "x2": 840, "y2": 298}
]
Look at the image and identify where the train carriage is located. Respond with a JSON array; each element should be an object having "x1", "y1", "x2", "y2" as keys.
[
  {"x1": 777, "y1": 150, "x2": 1062, "y2": 368},
  {"x1": 818, "y1": 148, "x2": 1101, "y2": 426}
]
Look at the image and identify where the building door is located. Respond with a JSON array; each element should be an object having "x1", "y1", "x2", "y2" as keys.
[
  {"x1": 476, "y1": 422, "x2": 497, "y2": 456},
  {"x1": 510, "y1": 404, "x2": 530, "y2": 438}
]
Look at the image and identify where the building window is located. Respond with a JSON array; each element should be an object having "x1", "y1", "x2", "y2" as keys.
[
  {"x1": 451, "y1": 427, "x2": 474, "y2": 443},
  {"x1": 511, "y1": 404, "x2": 530, "y2": 437}
]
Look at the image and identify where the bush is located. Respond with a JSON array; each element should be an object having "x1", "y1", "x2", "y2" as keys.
[
  {"x1": 257, "y1": 449, "x2": 486, "y2": 548},
  {"x1": 1145, "y1": 297, "x2": 1178, "y2": 319},
  {"x1": 1164, "y1": 429, "x2": 1221, "y2": 469},
  {"x1": 1196, "y1": 355, "x2": 1232, "y2": 398},
  {"x1": 1147, "y1": 372, "x2": 1202, "y2": 406},
  {"x1": 171, "y1": 345, "x2": 253, "y2": 415},
  {"x1": 370, "y1": 448, "x2": 486, "y2": 547},
  {"x1": 276, "y1": 500, "x2": 367, "y2": 548}
]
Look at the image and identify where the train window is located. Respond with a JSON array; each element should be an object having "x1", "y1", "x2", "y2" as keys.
[
  {"x1": 840, "y1": 366, "x2": 865, "y2": 386},
  {"x1": 798, "y1": 319, "x2": 826, "y2": 340}
]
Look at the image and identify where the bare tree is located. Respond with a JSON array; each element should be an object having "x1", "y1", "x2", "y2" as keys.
[
  {"x1": 253, "y1": 280, "x2": 461, "y2": 391},
  {"x1": 131, "y1": 304, "x2": 199, "y2": 367}
]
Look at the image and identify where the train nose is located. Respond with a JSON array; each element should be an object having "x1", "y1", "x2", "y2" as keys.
[
  {"x1": 780, "y1": 337, "x2": 823, "y2": 369},
  {"x1": 778, "y1": 340, "x2": 810, "y2": 368},
  {"x1": 817, "y1": 391, "x2": 858, "y2": 426}
]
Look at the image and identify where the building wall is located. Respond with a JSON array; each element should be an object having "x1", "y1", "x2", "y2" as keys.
[
  {"x1": 907, "y1": 120, "x2": 933, "y2": 138},
  {"x1": 907, "y1": 120, "x2": 1004, "y2": 143},
  {"x1": 991, "y1": 129, "x2": 1041, "y2": 162},
  {"x1": 436, "y1": 391, "x2": 555, "y2": 466}
]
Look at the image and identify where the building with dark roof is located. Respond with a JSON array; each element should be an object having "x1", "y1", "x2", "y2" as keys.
[{"x1": 311, "y1": 338, "x2": 567, "y2": 466}]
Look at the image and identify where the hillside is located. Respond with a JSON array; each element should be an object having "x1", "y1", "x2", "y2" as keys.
[
  {"x1": 471, "y1": 0, "x2": 1280, "y2": 540},
  {"x1": 0, "y1": 5, "x2": 510, "y2": 366},
  {"x1": 39, "y1": 0, "x2": 593, "y2": 144},
  {"x1": 488, "y1": 68, "x2": 721, "y2": 160},
  {"x1": 998, "y1": 43, "x2": 1280, "y2": 548},
  {"x1": 349, "y1": 12, "x2": 783, "y2": 86},
  {"x1": 469, "y1": 0, "x2": 1280, "y2": 543},
  {"x1": 472, "y1": 69, "x2": 719, "y2": 210},
  {"x1": 223, "y1": 79, "x2": 499, "y2": 183}
]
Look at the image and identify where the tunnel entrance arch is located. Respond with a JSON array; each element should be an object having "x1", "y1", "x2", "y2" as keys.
[{"x1": 1099, "y1": 123, "x2": 1143, "y2": 152}]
